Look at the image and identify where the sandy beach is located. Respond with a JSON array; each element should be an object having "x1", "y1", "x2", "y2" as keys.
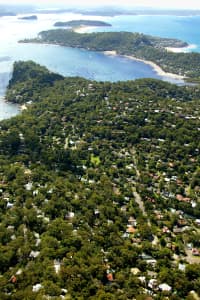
[
  {"x1": 104, "y1": 50, "x2": 185, "y2": 80},
  {"x1": 165, "y1": 44, "x2": 197, "y2": 53},
  {"x1": 103, "y1": 50, "x2": 118, "y2": 56},
  {"x1": 73, "y1": 26, "x2": 97, "y2": 33},
  {"x1": 125, "y1": 55, "x2": 185, "y2": 80}
]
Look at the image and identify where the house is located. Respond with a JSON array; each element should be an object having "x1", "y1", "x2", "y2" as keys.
[
  {"x1": 138, "y1": 276, "x2": 146, "y2": 284},
  {"x1": 166, "y1": 242, "x2": 172, "y2": 249},
  {"x1": 141, "y1": 253, "x2": 153, "y2": 260},
  {"x1": 107, "y1": 273, "x2": 114, "y2": 282},
  {"x1": 148, "y1": 279, "x2": 158, "y2": 290},
  {"x1": 147, "y1": 271, "x2": 157, "y2": 278},
  {"x1": 132, "y1": 237, "x2": 142, "y2": 245},
  {"x1": 146, "y1": 259, "x2": 157, "y2": 267},
  {"x1": 178, "y1": 263, "x2": 186, "y2": 272},
  {"x1": 186, "y1": 243, "x2": 193, "y2": 250},
  {"x1": 65, "y1": 212, "x2": 75, "y2": 219},
  {"x1": 10, "y1": 275, "x2": 17, "y2": 284},
  {"x1": 192, "y1": 248, "x2": 200, "y2": 256},
  {"x1": 94, "y1": 209, "x2": 100, "y2": 216},
  {"x1": 126, "y1": 226, "x2": 136, "y2": 234},
  {"x1": 7, "y1": 202, "x2": 14, "y2": 209},
  {"x1": 32, "y1": 283, "x2": 43, "y2": 292},
  {"x1": 29, "y1": 251, "x2": 40, "y2": 259},
  {"x1": 121, "y1": 205, "x2": 127, "y2": 212},
  {"x1": 54, "y1": 260, "x2": 61, "y2": 274},
  {"x1": 25, "y1": 182, "x2": 33, "y2": 191},
  {"x1": 191, "y1": 201, "x2": 197, "y2": 208},
  {"x1": 173, "y1": 226, "x2": 183, "y2": 234},
  {"x1": 61, "y1": 288, "x2": 68, "y2": 297},
  {"x1": 195, "y1": 219, "x2": 200, "y2": 226},
  {"x1": 162, "y1": 226, "x2": 170, "y2": 234},
  {"x1": 176, "y1": 194, "x2": 191, "y2": 203},
  {"x1": 122, "y1": 232, "x2": 129, "y2": 238},
  {"x1": 158, "y1": 283, "x2": 172, "y2": 292},
  {"x1": 11, "y1": 234, "x2": 16, "y2": 240},
  {"x1": 130, "y1": 268, "x2": 140, "y2": 275},
  {"x1": 178, "y1": 218, "x2": 187, "y2": 227},
  {"x1": 189, "y1": 291, "x2": 199, "y2": 299},
  {"x1": 128, "y1": 216, "x2": 137, "y2": 227},
  {"x1": 16, "y1": 269, "x2": 22, "y2": 275}
]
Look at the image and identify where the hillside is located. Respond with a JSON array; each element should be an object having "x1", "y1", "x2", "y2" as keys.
[{"x1": 0, "y1": 61, "x2": 200, "y2": 299}]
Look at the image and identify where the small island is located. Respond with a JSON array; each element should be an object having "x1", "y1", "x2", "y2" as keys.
[
  {"x1": 54, "y1": 19, "x2": 112, "y2": 28},
  {"x1": 18, "y1": 15, "x2": 37, "y2": 20}
]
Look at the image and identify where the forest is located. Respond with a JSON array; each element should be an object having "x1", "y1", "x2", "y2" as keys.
[{"x1": 0, "y1": 61, "x2": 199, "y2": 299}]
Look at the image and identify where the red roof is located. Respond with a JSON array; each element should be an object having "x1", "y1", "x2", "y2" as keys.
[{"x1": 107, "y1": 273, "x2": 114, "y2": 281}]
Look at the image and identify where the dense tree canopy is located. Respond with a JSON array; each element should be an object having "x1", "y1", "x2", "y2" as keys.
[{"x1": 0, "y1": 61, "x2": 199, "y2": 299}]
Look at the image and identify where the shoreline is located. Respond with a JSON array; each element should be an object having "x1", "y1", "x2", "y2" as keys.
[
  {"x1": 21, "y1": 40, "x2": 186, "y2": 82},
  {"x1": 165, "y1": 44, "x2": 197, "y2": 53},
  {"x1": 103, "y1": 50, "x2": 185, "y2": 81},
  {"x1": 73, "y1": 26, "x2": 102, "y2": 33}
]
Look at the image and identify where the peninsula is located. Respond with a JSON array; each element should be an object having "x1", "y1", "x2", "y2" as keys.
[
  {"x1": 1, "y1": 60, "x2": 200, "y2": 299},
  {"x1": 20, "y1": 29, "x2": 200, "y2": 82}
]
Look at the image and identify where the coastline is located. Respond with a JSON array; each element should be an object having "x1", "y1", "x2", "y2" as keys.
[
  {"x1": 20, "y1": 40, "x2": 186, "y2": 81},
  {"x1": 165, "y1": 44, "x2": 197, "y2": 53},
  {"x1": 103, "y1": 50, "x2": 185, "y2": 80},
  {"x1": 73, "y1": 26, "x2": 101, "y2": 33}
]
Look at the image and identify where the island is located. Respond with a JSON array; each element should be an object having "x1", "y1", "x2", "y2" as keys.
[
  {"x1": 54, "y1": 20, "x2": 112, "y2": 28},
  {"x1": 20, "y1": 29, "x2": 200, "y2": 82},
  {"x1": 18, "y1": 15, "x2": 37, "y2": 20},
  {"x1": 0, "y1": 60, "x2": 199, "y2": 299}
]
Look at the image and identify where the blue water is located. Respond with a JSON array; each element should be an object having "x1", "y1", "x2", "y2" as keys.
[
  {"x1": 8, "y1": 43, "x2": 163, "y2": 81},
  {"x1": 1, "y1": 13, "x2": 200, "y2": 120}
]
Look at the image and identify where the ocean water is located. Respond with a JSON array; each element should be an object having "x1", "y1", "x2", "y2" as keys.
[{"x1": 0, "y1": 12, "x2": 199, "y2": 119}]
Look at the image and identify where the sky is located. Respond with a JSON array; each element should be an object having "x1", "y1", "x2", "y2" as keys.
[{"x1": 1, "y1": 0, "x2": 200, "y2": 10}]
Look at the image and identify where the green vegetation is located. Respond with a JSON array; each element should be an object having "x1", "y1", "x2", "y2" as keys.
[
  {"x1": 20, "y1": 29, "x2": 200, "y2": 81},
  {"x1": 54, "y1": 20, "x2": 112, "y2": 27},
  {"x1": 91, "y1": 154, "x2": 101, "y2": 166},
  {"x1": 0, "y1": 60, "x2": 200, "y2": 299}
]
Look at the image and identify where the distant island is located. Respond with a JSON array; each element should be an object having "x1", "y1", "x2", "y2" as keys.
[
  {"x1": 35, "y1": 7, "x2": 200, "y2": 17},
  {"x1": 54, "y1": 20, "x2": 112, "y2": 28},
  {"x1": 78, "y1": 8, "x2": 200, "y2": 16},
  {"x1": 0, "y1": 12, "x2": 16, "y2": 16},
  {"x1": 18, "y1": 15, "x2": 37, "y2": 20},
  {"x1": 20, "y1": 29, "x2": 200, "y2": 82}
]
